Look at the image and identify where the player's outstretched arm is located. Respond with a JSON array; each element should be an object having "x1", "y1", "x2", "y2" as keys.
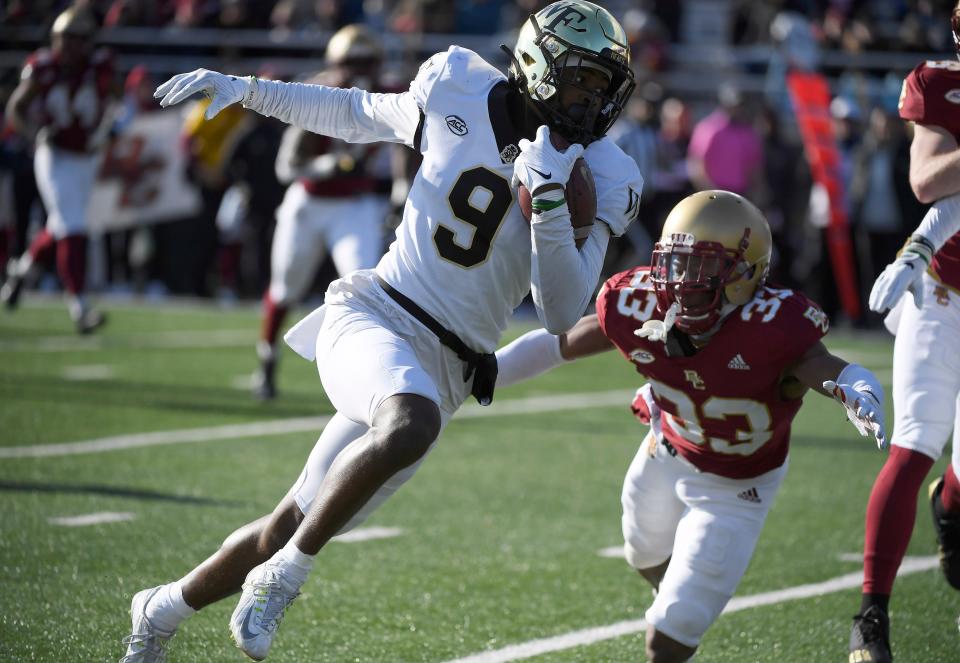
[
  {"x1": 787, "y1": 342, "x2": 887, "y2": 449},
  {"x1": 155, "y1": 68, "x2": 419, "y2": 146},
  {"x1": 495, "y1": 314, "x2": 613, "y2": 389},
  {"x1": 514, "y1": 127, "x2": 607, "y2": 334},
  {"x1": 869, "y1": 192, "x2": 960, "y2": 313},
  {"x1": 5, "y1": 74, "x2": 41, "y2": 140}
]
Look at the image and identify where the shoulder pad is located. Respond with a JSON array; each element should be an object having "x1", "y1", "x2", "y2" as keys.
[
  {"x1": 409, "y1": 46, "x2": 504, "y2": 111},
  {"x1": 584, "y1": 137, "x2": 643, "y2": 237}
]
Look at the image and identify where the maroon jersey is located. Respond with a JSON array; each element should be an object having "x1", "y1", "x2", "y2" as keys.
[
  {"x1": 299, "y1": 70, "x2": 383, "y2": 198},
  {"x1": 596, "y1": 267, "x2": 829, "y2": 480},
  {"x1": 298, "y1": 134, "x2": 380, "y2": 198},
  {"x1": 22, "y1": 48, "x2": 113, "y2": 153},
  {"x1": 899, "y1": 60, "x2": 960, "y2": 291}
]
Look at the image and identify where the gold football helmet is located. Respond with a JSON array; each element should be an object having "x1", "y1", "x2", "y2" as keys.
[
  {"x1": 51, "y1": 7, "x2": 97, "y2": 38},
  {"x1": 651, "y1": 190, "x2": 772, "y2": 334},
  {"x1": 510, "y1": 1, "x2": 634, "y2": 145},
  {"x1": 325, "y1": 24, "x2": 382, "y2": 66}
]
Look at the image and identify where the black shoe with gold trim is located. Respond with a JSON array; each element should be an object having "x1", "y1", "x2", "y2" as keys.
[
  {"x1": 929, "y1": 475, "x2": 960, "y2": 590},
  {"x1": 849, "y1": 605, "x2": 892, "y2": 663}
]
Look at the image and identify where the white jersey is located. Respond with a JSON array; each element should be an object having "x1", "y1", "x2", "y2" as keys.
[{"x1": 248, "y1": 46, "x2": 642, "y2": 352}]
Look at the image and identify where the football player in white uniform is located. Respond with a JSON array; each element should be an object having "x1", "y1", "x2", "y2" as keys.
[
  {"x1": 120, "y1": 3, "x2": 642, "y2": 661},
  {"x1": 252, "y1": 25, "x2": 390, "y2": 400}
]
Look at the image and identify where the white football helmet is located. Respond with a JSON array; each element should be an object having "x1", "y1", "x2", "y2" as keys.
[{"x1": 508, "y1": 1, "x2": 635, "y2": 145}]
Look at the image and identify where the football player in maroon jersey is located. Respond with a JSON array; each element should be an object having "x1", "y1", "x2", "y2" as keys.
[
  {"x1": 847, "y1": 5, "x2": 960, "y2": 661},
  {"x1": 1, "y1": 7, "x2": 113, "y2": 333},
  {"x1": 495, "y1": 190, "x2": 886, "y2": 662},
  {"x1": 252, "y1": 24, "x2": 390, "y2": 401}
]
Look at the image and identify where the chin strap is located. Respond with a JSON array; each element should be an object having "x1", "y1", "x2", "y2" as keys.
[{"x1": 634, "y1": 302, "x2": 679, "y2": 343}]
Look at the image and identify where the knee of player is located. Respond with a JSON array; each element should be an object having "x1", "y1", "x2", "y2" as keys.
[{"x1": 372, "y1": 395, "x2": 441, "y2": 467}]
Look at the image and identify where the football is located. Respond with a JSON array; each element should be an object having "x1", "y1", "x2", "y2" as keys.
[{"x1": 517, "y1": 137, "x2": 597, "y2": 250}]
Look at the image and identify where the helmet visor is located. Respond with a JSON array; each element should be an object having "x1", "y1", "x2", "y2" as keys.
[
  {"x1": 651, "y1": 239, "x2": 740, "y2": 331},
  {"x1": 532, "y1": 32, "x2": 634, "y2": 143}
]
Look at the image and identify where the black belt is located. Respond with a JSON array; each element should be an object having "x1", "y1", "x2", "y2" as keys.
[{"x1": 375, "y1": 275, "x2": 498, "y2": 406}]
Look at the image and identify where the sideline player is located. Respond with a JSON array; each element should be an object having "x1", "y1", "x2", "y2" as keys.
[
  {"x1": 847, "y1": 5, "x2": 960, "y2": 661},
  {"x1": 494, "y1": 191, "x2": 886, "y2": 663},
  {"x1": 253, "y1": 24, "x2": 390, "y2": 400},
  {"x1": 121, "y1": 3, "x2": 643, "y2": 661},
  {"x1": 1, "y1": 8, "x2": 113, "y2": 333}
]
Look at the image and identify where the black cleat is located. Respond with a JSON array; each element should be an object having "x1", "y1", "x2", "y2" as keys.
[
  {"x1": 849, "y1": 605, "x2": 892, "y2": 663},
  {"x1": 1, "y1": 273, "x2": 23, "y2": 311},
  {"x1": 929, "y1": 476, "x2": 960, "y2": 590},
  {"x1": 74, "y1": 308, "x2": 107, "y2": 335},
  {"x1": 251, "y1": 357, "x2": 277, "y2": 401}
]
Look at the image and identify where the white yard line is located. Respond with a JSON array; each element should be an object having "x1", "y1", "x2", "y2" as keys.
[
  {"x1": 0, "y1": 416, "x2": 334, "y2": 459},
  {"x1": 443, "y1": 556, "x2": 938, "y2": 663},
  {"x1": 48, "y1": 511, "x2": 136, "y2": 527},
  {"x1": 62, "y1": 365, "x2": 115, "y2": 381},
  {"x1": 0, "y1": 329, "x2": 254, "y2": 353},
  {"x1": 0, "y1": 390, "x2": 634, "y2": 459}
]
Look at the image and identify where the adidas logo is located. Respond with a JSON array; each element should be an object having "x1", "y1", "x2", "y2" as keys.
[
  {"x1": 737, "y1": 487, "x2": 761, "y2": 503},
  {"x1": 727, "y1": 353, "x2": 751, "y2": 370}
]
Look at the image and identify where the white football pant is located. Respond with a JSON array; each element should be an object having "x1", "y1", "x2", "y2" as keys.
[
  {"x1": 622, "y1": 431, "x2": 786, "y2": 648},
  {"x1": 284, "y1": 270, "x2": 472, "y2": 531},
  {"x1": 887, "y1": 272, "x2": 960, "y2": 475},
  {"x1": 268, "y1": 182, "x2": 386, "y2": 306},
  {"x1": 33, "y1": 141, "x2": 97, "y2": 239}
]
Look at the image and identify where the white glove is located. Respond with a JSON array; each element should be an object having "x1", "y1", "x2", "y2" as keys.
[
  {"x1": 823, "y1": 376, "x2": 887, "y2": 450},
  {"x1": 868, "y1": 234, "x2": 934, "y2": 313},
  {"x1": 154, "y1": 69, "x2": 255, "y2": 120},
  {"x1": 634, "y1": 302, "x2": 678, "y2": 343},
  {"x1": 511, "y1": 126, "x2": 584, "y2": 197}
]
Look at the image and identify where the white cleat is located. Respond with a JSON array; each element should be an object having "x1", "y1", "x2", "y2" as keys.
[
  {"x1": 229, "y1": 561, "x2": 301, "y2": 661},
  {"x1": 120, "y1": 587, "x2": 175, "y2": 663}
]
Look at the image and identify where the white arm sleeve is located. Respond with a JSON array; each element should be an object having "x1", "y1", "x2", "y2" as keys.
[
  {"x1": 245, "y1": 79, "x2": 421, "y2": 147},
  {"x1": 530, "y1": 214, "x2": 609, "y2": 334},
  {"x1": 915, "y1": 192, "x2": 960, "y2": 251},
  {"x1": 494, "y1": 328, "x2": 568, "y2": 388}
]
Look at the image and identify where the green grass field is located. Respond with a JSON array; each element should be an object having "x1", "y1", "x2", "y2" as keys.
[{"x1": 1, "y1": 300, "x2": 956, "y2": 662}]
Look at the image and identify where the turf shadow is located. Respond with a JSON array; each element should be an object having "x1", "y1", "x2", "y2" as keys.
[
  {"x1": 0, "y1": 479, "x2": 246, "y2": 506},
  {"x1": 0, "y1": 372, "x2": 326, "y2": 419}
]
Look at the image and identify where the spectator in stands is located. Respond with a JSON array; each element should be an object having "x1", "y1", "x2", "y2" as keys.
[
  {"x1": 792, "y1": 95, "x2": 863, "y2": 322},
  {"x1": 606, "y1": 83, "x2": 661, "y2": 271},
  {"x1": 177, "y1": 91, "x2": 252, "y2": 297},
  {"x1": 687, "y1": 83, "x2": 764, "y2": 199},
  {"x1": 455, "y1": 0, "x2": 504, "y2": 35},
  {"x1": 649, "y1": 96, "x2": 693, "y2": 231},
  {"x1": 100, "y1": 65, "x2": 166, "y2": 294},
  {"x1": 849, "y1": 107, "x2": 925, "y2": 320},
  {"x1": 621, "y1": 8, "x2": 669, "y2": 74},
  {"x1": 754, "y1": 104, "x2": 809, "y2": 288},
  {"x1": 103, "y1": 0, "x2": 174, "y2": 27}
]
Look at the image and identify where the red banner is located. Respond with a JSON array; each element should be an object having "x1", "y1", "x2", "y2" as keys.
[{"x1": 786, "y1": 71, "x2": 861, "y2": 320}]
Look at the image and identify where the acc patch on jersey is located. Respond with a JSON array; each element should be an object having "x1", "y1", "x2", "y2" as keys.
[{"x1": 445, "y1": 114, "x2": 468, "y2": 136}]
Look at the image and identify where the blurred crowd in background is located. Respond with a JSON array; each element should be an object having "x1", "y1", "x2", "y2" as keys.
[{"x1": 0, "y1": 0, "x2": 956, "y2": 329}]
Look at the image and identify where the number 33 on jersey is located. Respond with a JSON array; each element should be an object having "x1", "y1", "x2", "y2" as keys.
[{"x1": 596, "y1": 266, "x2": 829, "y2": 479}]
